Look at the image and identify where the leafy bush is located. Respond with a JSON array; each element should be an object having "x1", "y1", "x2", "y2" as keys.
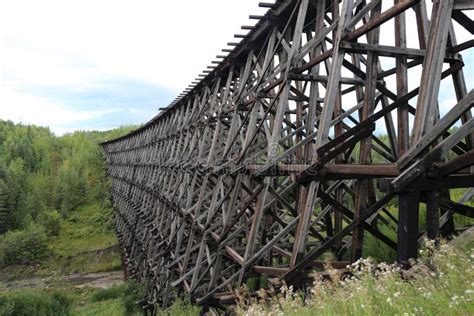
[
  {"x1": 123, "y1": 281, "x2": 145, "y2": 315},
  {"x1": 90, "y1": 281, "x2": 144, "y2": 315},
  {"x1": 38, "y1": 210, "x2": 61, "y2": 236},
  {"x1": 0, "y1": 120, "x2": 136, "y2": 233},
  {"x1": 88, "y1": 205, "x2": 114, "y2": 232},
  {"x1": 160, "y1": 298, "x2": 201, "y2": 316},
  {"x1": 0, "y1": 224, "x2": 49, "y2": 265},
  {"x1": 0, "y1": 290, "x2": 72, "y2": 316},
  {"x1": 90, "y1": 283, "x2": 128, "y2": 302}
]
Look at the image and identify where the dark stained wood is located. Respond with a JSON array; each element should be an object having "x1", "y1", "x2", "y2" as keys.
[
  {"x1": 397, "y1": 191, "x2": 420, "y2": 264},
  {"x1": 100, "y1": 0, "x2": 473, "y2": 310}
]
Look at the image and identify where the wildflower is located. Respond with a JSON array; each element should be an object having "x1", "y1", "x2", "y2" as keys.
[{"x1": 466, "y1": 289, "x2": 474, "y2": 294}]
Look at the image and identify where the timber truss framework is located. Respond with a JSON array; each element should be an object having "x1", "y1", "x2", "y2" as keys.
[{"x1": 102, "y1": 0, "x2": 474, "y2": 312}]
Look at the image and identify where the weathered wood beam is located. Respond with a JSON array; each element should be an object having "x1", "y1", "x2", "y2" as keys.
[
  {"x1": 100, "y1": 0, "x2": 474, "y2": 308},
  {"x1": 346, "y1": 0, "x2": 420, "y2": 41},
  {"x1": 398, "y1": 90, "x2": 473, "y2": 169}
]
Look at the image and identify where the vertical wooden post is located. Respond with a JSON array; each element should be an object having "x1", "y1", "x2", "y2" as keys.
[
  {"x1": 412, "y1": 0, "x2": 454, "y2": 142},
  {"x1": 395, "y1": 0, "x2": 409, "y2": 156},
  {"x1": 351, "y1": 1, "x2": 382, "y2": 262},
  {"x1": 397, "y1": 191, "x2": 420, "y2": 264},
  {"x1": 425, "y1": 190, "x2": 440, "y2": 241}
]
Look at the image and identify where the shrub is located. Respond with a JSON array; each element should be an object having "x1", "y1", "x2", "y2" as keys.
[
  {"x1": 89, "y1": 206, "x2": 114, "y2": 232},
  {"x1": 160, "y1": 298, "x2": 201, "y2": 316},
  {"x1": 0, "y1": 290, "x2": 72, "y2": 316},
  {"x1": 90, "y1": 281, "x2": 144, "y2": 315},
  {"x1": 122, "y1": 281, "x2": 145, "y2": 315},
  {"x1": 0, "y1": 223, "x2": 49, "y2": 265},
  {"x1": 90, "y1": 283, "x2": 128, "y2": 302},
  {"x1": 38, "y1": 210, "x2": 61, "y2": 236}
]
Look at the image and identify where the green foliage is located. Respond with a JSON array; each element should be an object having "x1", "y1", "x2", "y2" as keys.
[
  {"x1": 38, "y1": 210, "x2": 62, "y2": 237},
  {"x1": 50, "y1": 204, "x2": 118, "y2": 258},
  {"x1": 90, "y1": 283, "x2": 129, "y2": 302},
  {"x1": 0, "y1": 120, "x2": 136, "y2": 233},
  {"x1": 0, "y1": 121, "x2": 140, "y2": 314},
  {"x1": 0, "y1": 186, "x2": 7, "y2": 235},
  {"x1": 0, "y1": 120, "x2": 136, "y2": 264},
  {"x1": 123, "y1": 281, "x2": 145, "y2": 315},
  {"x1": 90, "y1": 281, "x2": 144, "y2": 315},
  {"x1": 238, "y1": 240, "x2": 474, "y2": 315},
  {"x1": 0, "y1": 224, "x2": 49, "y2": 265},
  {"x1": 0, "y1": 203, "x2": 121, "y2": 277},
  {"x1": 0, "y1": 289, "x2": 72, "y2": 316},
  {"x1": 159, "y1": 298, "x2": 201, "y2": 316},
  {"x1": 73, "y1": 298, "x2": 126, "y2": 316}
]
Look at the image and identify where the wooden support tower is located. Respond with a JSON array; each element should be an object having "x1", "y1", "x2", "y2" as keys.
[{"x1": 101, "y1": 0, "x2": 474, "y2": 312}]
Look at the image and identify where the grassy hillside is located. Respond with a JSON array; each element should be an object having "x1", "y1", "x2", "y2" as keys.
[
  {"x1": 0, "y1": 121, "x2": 144, "y2": 315},
  {"x1": 0, "y1": 120, "x2": 137, "y2": 269},
  {"x1": 0, "y1": 203, "x2": 121, "y2": 281}
]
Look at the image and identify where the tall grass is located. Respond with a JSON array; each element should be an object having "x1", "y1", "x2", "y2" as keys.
[
  {"x1": 89, "y1": 281, "x2": 144, "y2": 315},
  {"x1": 236, "y1": 237, "x2": 474, "y2": 315},
  {"x1": 0, "y1": 289, "x2": 72, "y2": 316}
]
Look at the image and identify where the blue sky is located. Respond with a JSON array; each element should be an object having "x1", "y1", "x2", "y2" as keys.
[
  {"x1": 0, "y1": 0, "x2": 267, "y2": 135},
  {"x1": 0, "y1": 1, "x2": 472, "y2": 135},
  {"x1": 16, "y1": 78, "x2": 177, "y2": 132}
]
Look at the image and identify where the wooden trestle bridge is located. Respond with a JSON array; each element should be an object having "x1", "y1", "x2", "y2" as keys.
[{"x1": 101, "y1": 0, "x2": 474, "y2": 311}]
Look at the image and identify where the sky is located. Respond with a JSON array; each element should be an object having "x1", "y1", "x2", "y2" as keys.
[
  {"x1": 0, "y1": 0, "x2": 268, "y2": 135},
  {"x1": 0, "y1": 1, "x2": 472, "y2": 135}
]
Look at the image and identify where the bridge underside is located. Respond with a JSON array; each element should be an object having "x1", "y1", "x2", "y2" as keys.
[{"x1": 101, "y1": 0, "x2": 474, "y2": 311}]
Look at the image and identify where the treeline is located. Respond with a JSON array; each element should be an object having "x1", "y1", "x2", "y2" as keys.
[{"x1": 0, "y1": 119, "x2": 136, "y2": 264}]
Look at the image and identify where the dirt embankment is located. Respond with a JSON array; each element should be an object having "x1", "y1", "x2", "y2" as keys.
[
  {"x1": 0, "y1": 245, "x2": 124, "y2": 290},
  {"x1": 0, "y1": 270, "x2": 124, "y2": 290}
]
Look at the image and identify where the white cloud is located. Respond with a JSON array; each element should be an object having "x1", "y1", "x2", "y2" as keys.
[
  {"x1": 52, "y1": 126, "x2": 114, "y2": 136},
  {"x1": 0, "y1": 0, "x2": 471, "y2": 135},
  {"x1": 0, "y1": 0, "x2": 269, "y2": 132},
  {"x1": 0, "y1": 87, "x2": 111, "y2": 132},
  {"x1": 0, "y1": 0, "x2": 268, "y2": 92}
]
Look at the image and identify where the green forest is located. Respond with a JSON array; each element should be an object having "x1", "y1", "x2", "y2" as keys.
[
  {"x1": 0, "y1": 120, "x2": 136, "y2": 265},
  {"x1": 0, "y1": 120, "x2": 150, "y2": 315}
]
